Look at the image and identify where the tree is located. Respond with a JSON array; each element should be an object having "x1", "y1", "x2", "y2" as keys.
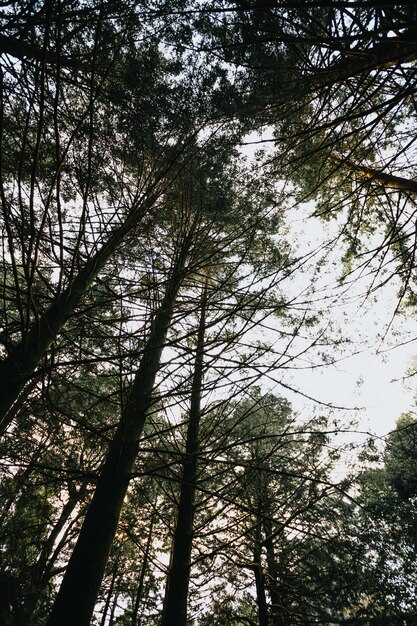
[
  {"x1": 341, "y1": 414, "x2": 417, "y2": 624},
  {"x1": 0, "y1": 0, "x2": 244, "y2": 434},
  {"x1": 0, "y1": 358, "x2": 111, "y2": 624},
  {"x1": 160, "y1": 276, "x2": 208, "y2": 626},
  {"x1": 3, "y1": 4, "x2": 417, "y2": 625},
  {"x1": 44, "y1": 128, "x2": 297, "y2": 623},
  {"x1": 46, "y1": 212, "x2": 194, "y2": 626},
  {"x1": 384, "y1": 412, "x2": 417, "y2": 500},
  {"x1": 179, "y1": 386, "x2": 408, "y2": 626},
  {"x1": 191, "y1": 3, "x2": 417, "y2": 304}
]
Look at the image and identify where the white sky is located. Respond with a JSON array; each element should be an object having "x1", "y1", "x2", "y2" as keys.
[
  {"x1": 237, "y1": 128, "x2": 417, "y2": 454},
  {"x1": 282, "y1": 202, "x2": 417, "y2": 442},
  {"x1": 237, "y1": 134, "x2": 417, "y2": 456}
]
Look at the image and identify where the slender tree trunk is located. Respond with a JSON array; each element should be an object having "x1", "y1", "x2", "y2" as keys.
[
  {"x1": 253, "y1": 532, "x2": 269, "y2": 626},
  {"x1": 100, "y1": 560, "x2": 119, "y2": 626},
  {"x1": 341, "y1": 158, "x2": 417, "y2": 196},
  {"x1": 263, "y1": 517, "x2": 285, "y2": 626},
  {"x1": 108, "y1": 593, "x2": 119, "y2": 625},
  {"x1": 131, "y1": 512, "x2": 156, "y2": 626},
  {"x1": 160, "y1": 278, "x2": 207, "y2": 626},
  {"x1": 46, "y1": 249, "x2": 187, "y2": 626},
  {"x1": 20, "y1": 484, "x2": 88, "y2": 625},
  {"x1": 37, "y1": 484, "x2": 88, "y2": 581}
]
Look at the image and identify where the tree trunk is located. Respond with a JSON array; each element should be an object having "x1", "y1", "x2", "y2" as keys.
[
  {"x1": 100, "y1": 559, "x2": 119, "y2": 626},
  {"x1": 160, "y1": 278, "x2": 207, "y2": 626},
  {"x1": 20, "y1": 484, "x2": 88, "y2": 625},
  {"x1": 45, "y1": 248, "x2": 187, "y2": 626},
  {"x1": 108, "y1": 592, "x2": 119, "y2": 625},
  {"x1": 131, "y1": 512, "x2": 156, "y2": 626},
  {"x1": 341, "y1": 158, "x2": 417, "y2": 196},
  {"x1": 263, "y1": 517, "x2": 285, "y2": 626},
  {"x1": 253, "y1": 532, "x2": 269, "y2": 626}
]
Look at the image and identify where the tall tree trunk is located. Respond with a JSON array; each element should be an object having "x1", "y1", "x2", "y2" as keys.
[
  {"x1": 253, "y1": 527, "x2": 269, "y2": 626},
  {"x1": 263, "y1": 517, "x2": 285, "y2": 626},
  {"x1": 160, "y1": 278, "x2": 207, "y2": 626},
  {"x1": 108, "y1": 592, "x2": 119, "y2": 626},
  {"x1": 45, "y1": 247, "x2": 188, "y2": 626},
  {"x1": 131, "y1": 512, "x2": 156, "y2": 626},
  {"x1": 100, "y1": 559, "x2": 119, "y2": 626}
]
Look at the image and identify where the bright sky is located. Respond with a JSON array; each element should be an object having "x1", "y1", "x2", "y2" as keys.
[
  {"x1": 240, "y1": 134, "x2": 417, "y2": 453},
  {"x1": 284, "y1": 202, "x2": 417, "y2": 443}
]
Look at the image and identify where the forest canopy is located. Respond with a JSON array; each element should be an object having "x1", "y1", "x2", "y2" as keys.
[{"x1": 1, "y1": 2, "x2": 417, "y2": 625}]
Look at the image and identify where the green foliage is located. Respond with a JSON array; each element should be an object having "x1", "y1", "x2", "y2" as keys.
[
  {"x1": 1, "y1": 3, "x2": 417, "y2": 626},
  {"x1": 385, "y1": 412, "x2": 417, "y2": 499}
]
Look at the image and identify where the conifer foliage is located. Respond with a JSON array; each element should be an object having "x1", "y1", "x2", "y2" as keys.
[{"x1": 1, "y1": 2, "x2": 417, "y2": 625}]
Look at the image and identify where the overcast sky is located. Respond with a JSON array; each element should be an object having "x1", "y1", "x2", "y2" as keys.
[{"x1": 277, "y1": 199, "x2": 417, "y2": 441}]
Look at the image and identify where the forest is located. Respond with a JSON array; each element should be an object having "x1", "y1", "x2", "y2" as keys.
[{"x1": 1, "y1": 1, "x2": 417, "y2": 624}]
